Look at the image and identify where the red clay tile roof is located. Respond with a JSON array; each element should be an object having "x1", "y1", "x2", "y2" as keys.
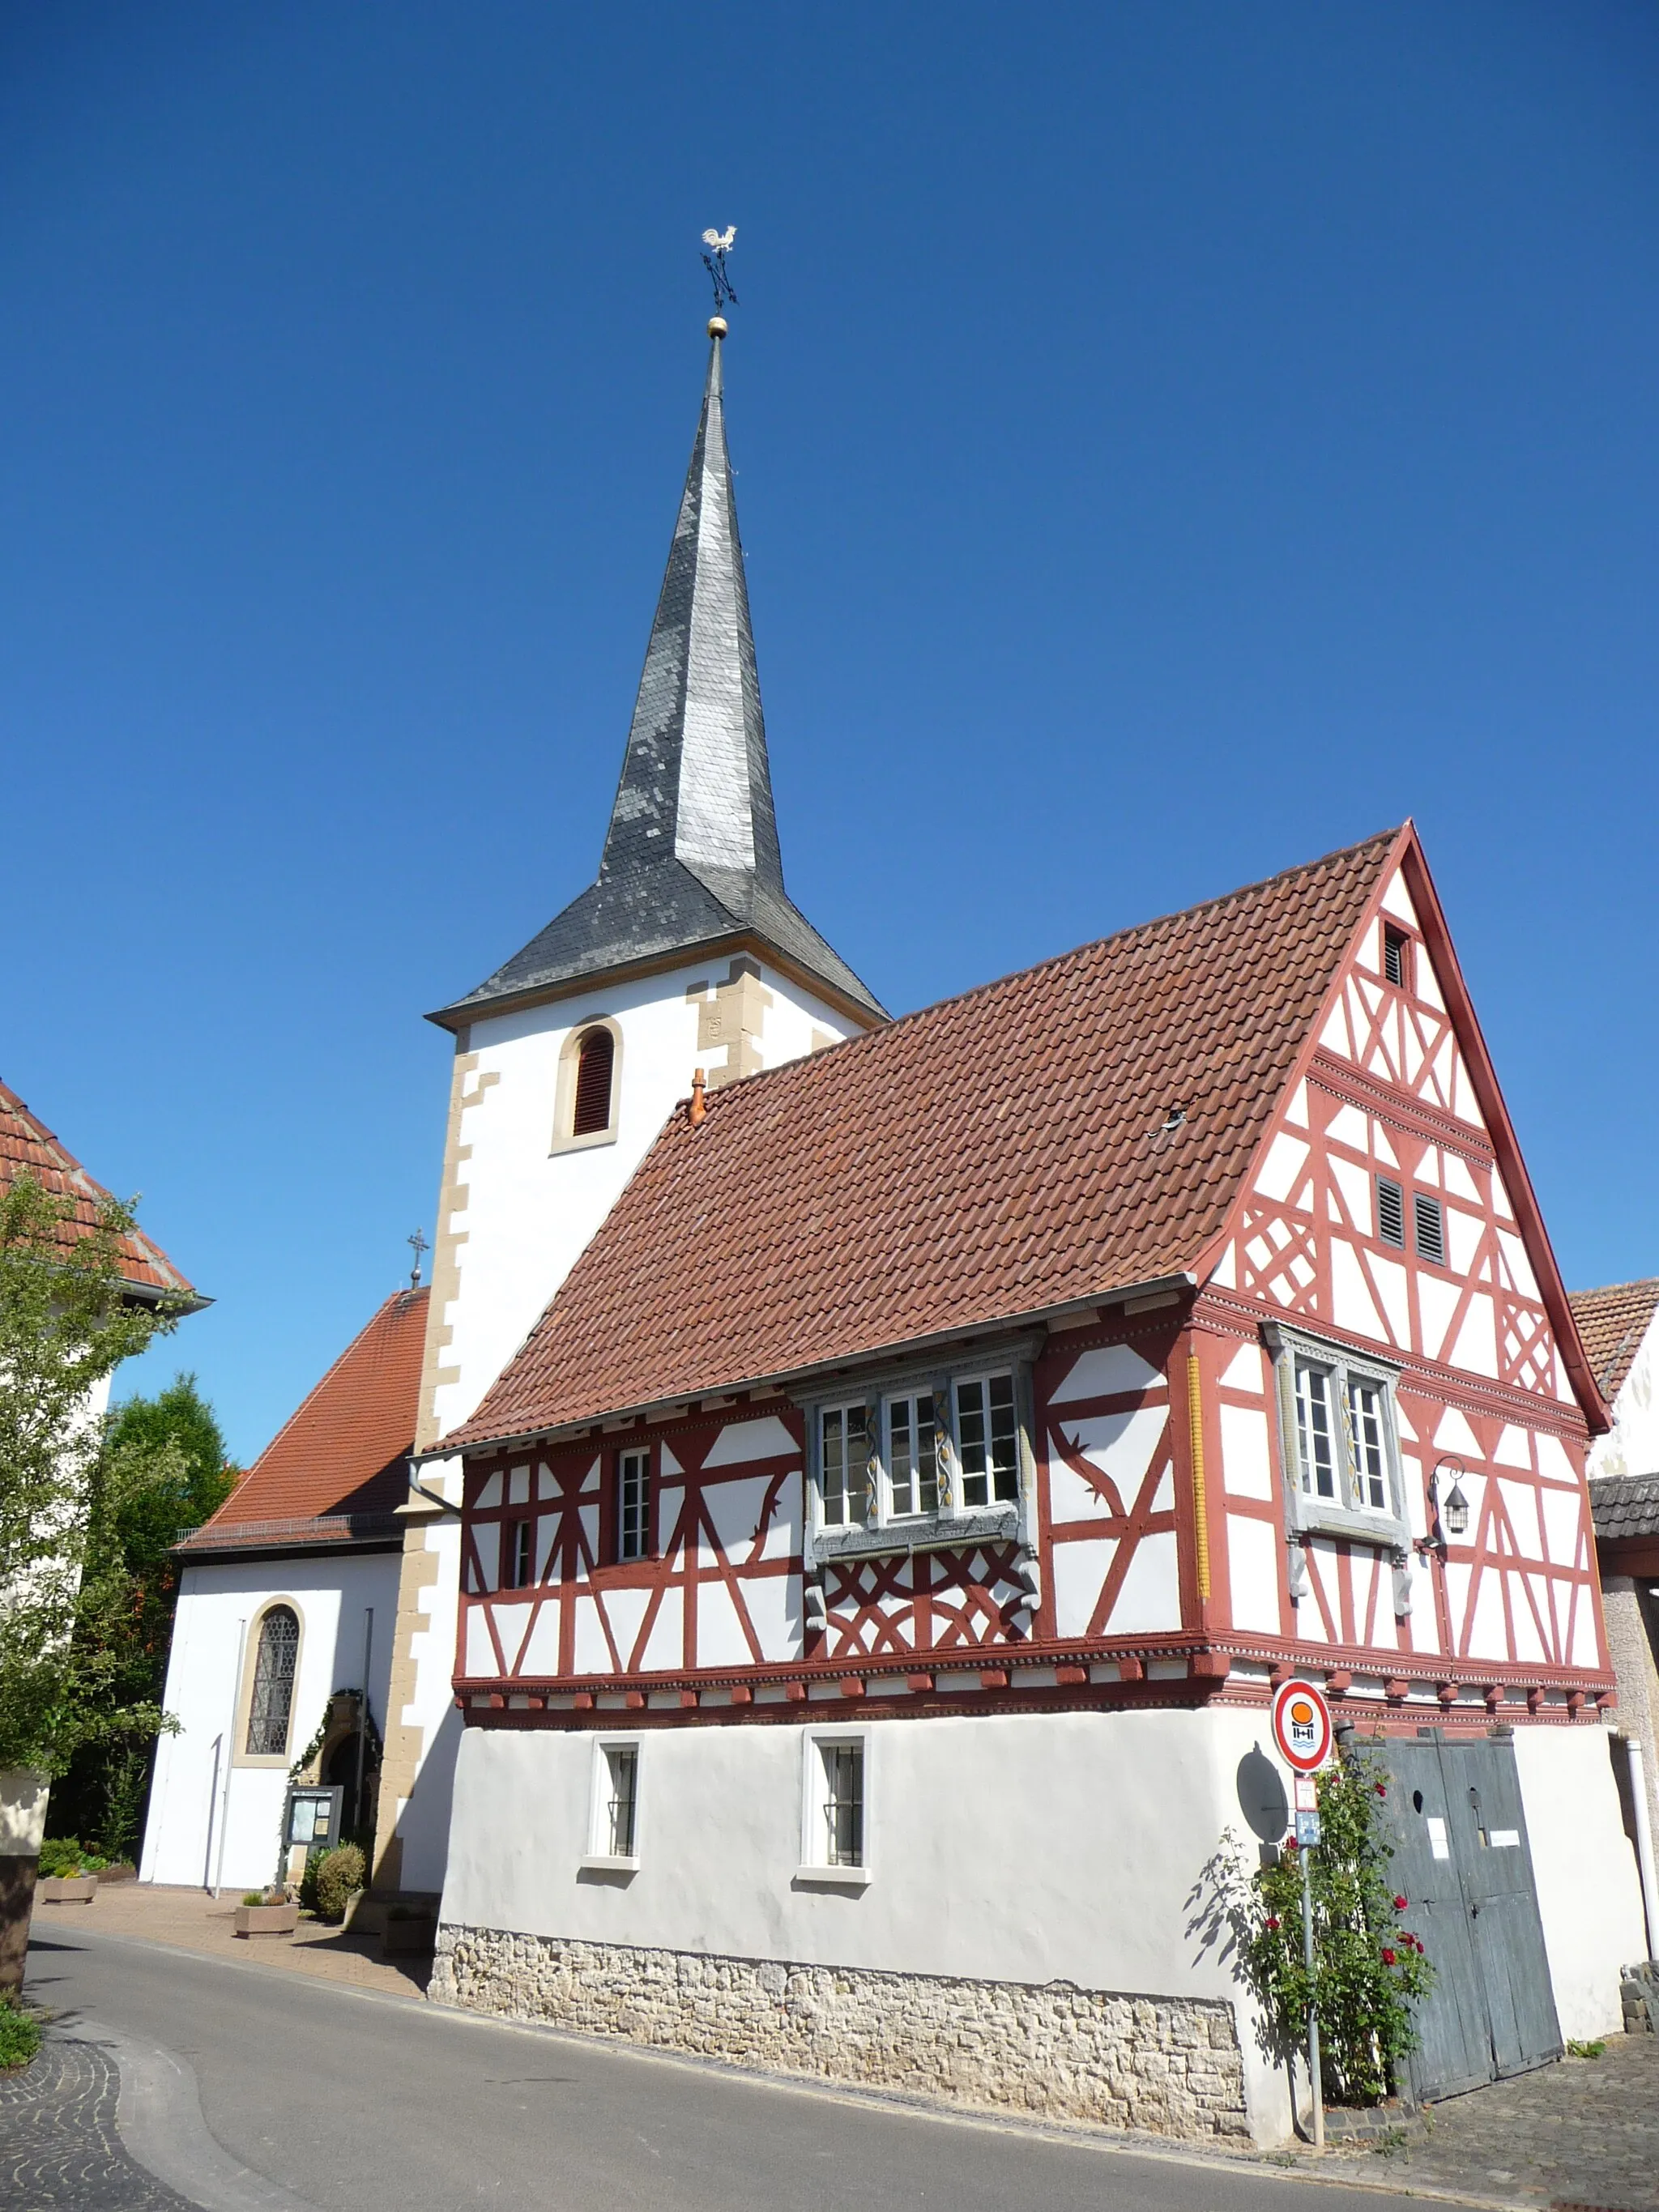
[
  {"x1": 0, "y1": 1080, "x2": 195, "y2": 1301},
  {"x1": 1567, "y1": 1280, "x2": 1659, "y2": 1404},
  {"x1": 189, "y1": 1288, "x2": 429, "y2": 1544},
  {"x1": 454, "y1": 829, "x2": 1403, "y2": 1447}
]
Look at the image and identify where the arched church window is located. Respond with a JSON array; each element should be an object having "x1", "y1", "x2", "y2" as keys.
[
  {"x1": 245, "y1": 1605, "x2": 300, "y2": 1756},
  {"x1": 572, "y1": 1027, "x2": 616, "y2": 1137}
]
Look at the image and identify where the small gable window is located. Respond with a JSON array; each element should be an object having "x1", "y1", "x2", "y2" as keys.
[
  {"x1": 1383, "y1": 926, "x2": 1410, "y2": 990},
  {"x1": 1414, "y1": 1191, "x2": 1446, "y2": 1268},
  {"x1": 572, "y1": 1027, "x2": 616, "y2": 1137},
  {"x1": 615, "y1": 1447, "x2": 651, "y2": 1563},
  {"x1": 505, "y1": 1519, "x2": 534, "y2": 1589},
  {"x1": 245, "y1": 1605, "x2": 300, "y2": 1757}
]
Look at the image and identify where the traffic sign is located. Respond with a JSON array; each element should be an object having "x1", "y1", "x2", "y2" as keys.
[{"x1": 1271, "y1": 1677, "x2": 1333, "y2": 1774}]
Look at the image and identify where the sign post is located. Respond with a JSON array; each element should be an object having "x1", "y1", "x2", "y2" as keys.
[{"x1": 1271, "y1": 1678, "x2": 1334, "y2": 2150}]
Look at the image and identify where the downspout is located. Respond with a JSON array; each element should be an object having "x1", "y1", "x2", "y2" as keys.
[{"x1": 1623, "y1": 1733, "x2": 1659, "y2": 1962}]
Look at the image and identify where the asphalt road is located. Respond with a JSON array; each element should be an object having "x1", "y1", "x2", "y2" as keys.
[{"x1": 25, "y1": 1924, "x2": 1432, "y2": 2212}]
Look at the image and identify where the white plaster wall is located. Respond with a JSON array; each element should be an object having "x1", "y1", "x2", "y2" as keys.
[
  {"x1": 432, "y1": 960, "x2": 859, "y2": 1443},
  {"x1": 141, "y1": 1552, "x2": 402, "y2": 1893},
  {"x1": 1512, "y1": 1724, "x2": 1647, "y2": 2038},
  {"x1": 1588, "y1": 1312, "x2": 1659, "y2": 1481},
  {"x1": 440, "y1": 1706, "x2": 1294, "y2": 2141}
]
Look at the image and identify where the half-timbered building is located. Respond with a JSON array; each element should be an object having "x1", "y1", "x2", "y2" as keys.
[{"x1": 429, "y1": 819, "x2": 1646, "y2": 2140}]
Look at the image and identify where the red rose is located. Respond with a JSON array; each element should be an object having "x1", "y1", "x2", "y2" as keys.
[
  {"x1": 1283, "y1": 1835, "x2": 1299, "y2": 1852},
  {"x1": 1375, "y1": 1783, "x2": 1387, "y2": 1797},
  {"x1": 1381, "y1": 1947, "x2": 1397, "y2": 1966},
  {"x1": 1394, "y1": 1894, "x2": 1408, "y2": 1910},
  {"x1": 1405, "y1": 1933, "x2": 1421, "y2": 1950},
  {"x1": 1265, "y1": 1916, "x2": 1280, "y2": 1931}
]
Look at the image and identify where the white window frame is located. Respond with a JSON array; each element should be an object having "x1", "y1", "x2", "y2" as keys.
[
  {"x1": 616, "y1": 1446, "x2": 650, "y2": 1563},
  {"x1": 1265, "y1": 1322, "x2": 1409, "y2": 1549},
  {"x1": 582, "y1": 1735, "x2": 643, "y2": 1872},
  {"x1": 799, "y1": 1338, "x2": 1039, "y2": 1566},
  {"x1": 795, "y1": 1728, "x2": 872, "y2": 1888}
]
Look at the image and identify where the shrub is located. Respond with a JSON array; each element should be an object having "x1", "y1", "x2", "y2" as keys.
[
  {"x1": 38, "y1": 1838, "x2": 108, "y2": 1879},
  {"x1": 312, "y1": 1843, "x2": 365, "y2": 1921},
  {"x1": 241, "y1": 1892, "x2": 264, "y2": 1907},
  {"x1": 0, "y1": 1993, "x2": 41, "y2": 2072},
  {"x1": 1232, "y1": 1750, "x2": 1434, "y2": 2107}
]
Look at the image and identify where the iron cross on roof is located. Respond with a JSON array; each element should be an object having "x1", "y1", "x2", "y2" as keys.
[{"x1": 407, "y1": 1228, "x2": 429, "y2": 1289}]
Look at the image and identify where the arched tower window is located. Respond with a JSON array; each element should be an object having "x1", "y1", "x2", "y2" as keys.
[
  {"x1": 245, "y1": 1605, "x2": 300, "y2": 1756},
  {"x1": 571, "y1": 1026, "x2": 616, "y2": 1138}
]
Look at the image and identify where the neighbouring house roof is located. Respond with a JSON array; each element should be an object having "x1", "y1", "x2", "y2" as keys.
[
  {"x1": 0, "y1": 1079, "x2": 198, "y2": 1304},
  {"x1": 1590, "y1": 1472, "x2": 1659, "y2": 1546},
  {"x1": 1567, "y1": 1279, "x2": 1659, "y2": 1405},
  {"x1": 429, "y1": 330, "x2": 883, "y2": 1031},
  {"x1": 452, "y1": 829, "x2": 1410, "y2": 1447},
  {"x1": 179, "y1": 1287, "x2": 429, "y2": 1557}
]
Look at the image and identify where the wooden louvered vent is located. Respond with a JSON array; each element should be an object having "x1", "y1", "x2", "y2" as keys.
[{"x1": 572, "y1": 1028, "x2": 616, "y2": 1137}]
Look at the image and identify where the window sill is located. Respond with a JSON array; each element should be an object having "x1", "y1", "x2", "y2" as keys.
[
  {"x1": 793, "y1": 1864, "x2": 872, "y2": 1889},
  {"x1": 549, "y1": 1127, "x2": 619, "y2": 1157},
  {"x1": 1288, "y1": 1503, "x2": 1408, "y2": 1553},
  {"x1": 810, "y1": 1503, "x2": 1019, "y2": 1565},
  {"x1": 579, "y1": 1854, "x2": 640, "y2": 1874}
]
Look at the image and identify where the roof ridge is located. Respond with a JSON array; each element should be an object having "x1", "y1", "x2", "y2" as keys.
[
  {"x1": 689, "y1": 823, "x2": 1405, "y2": 1118},
  {"x1": 1569, "y1": 1277, "x2": 1659, "y2": 1301},
  {"x1": 205, "y1": 1284, "x2": 429, "y2": 1528}
]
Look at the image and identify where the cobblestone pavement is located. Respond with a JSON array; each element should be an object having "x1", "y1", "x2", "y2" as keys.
[
  {"x1": 31, "y1": 1880, "x2": 428, "y2": 1999},
  {"x1": 0, "y1": 2037, "x2": 194, "y2": 2211},
  {"x1": 1317, "y1": 2036, "x2": 1659, "y2": 2210}
]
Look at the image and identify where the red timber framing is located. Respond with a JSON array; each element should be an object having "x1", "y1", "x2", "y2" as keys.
[{"x1": 451, "y1": 828, "x2": 1614, "y2": 1736}]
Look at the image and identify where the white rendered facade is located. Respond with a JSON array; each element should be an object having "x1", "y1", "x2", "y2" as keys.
[{"x1": 142, "y1": 1549, "x2": 401, "y2": 1893}]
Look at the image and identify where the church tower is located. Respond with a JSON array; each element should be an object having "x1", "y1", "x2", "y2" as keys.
[{"x1": 373, "y1": 318, "x2": 884, "y2": 1894}]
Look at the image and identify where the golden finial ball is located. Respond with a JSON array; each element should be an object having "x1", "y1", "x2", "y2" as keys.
[{"x1": 708, "y1": 314, "x2": 728, "y2": 339}]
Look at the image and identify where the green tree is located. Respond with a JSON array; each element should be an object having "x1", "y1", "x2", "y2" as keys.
[{"x1": 47, "y1": 1375, "x2": 239, "y2": 1856}]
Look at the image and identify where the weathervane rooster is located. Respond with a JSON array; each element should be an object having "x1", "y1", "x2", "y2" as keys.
[{"x1": 702, "y1": 225, "x2": 739, "y2": 310}]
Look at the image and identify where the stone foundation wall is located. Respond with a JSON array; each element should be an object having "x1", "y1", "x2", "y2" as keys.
[{"x1": 430, "y1": 1924, "x2": 1248, "y2": 2137}]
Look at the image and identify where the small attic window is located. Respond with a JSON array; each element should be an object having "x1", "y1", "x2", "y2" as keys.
[
  {"x1": 572, "y1": 1027, "x2": 616, "y2": 1137},
  {"x1": 1383, "y1": 926, "x2": 1410, "y2": 991}
]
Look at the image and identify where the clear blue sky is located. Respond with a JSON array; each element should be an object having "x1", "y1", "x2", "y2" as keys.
[{"x1": 3, "y1": 4, "x2": 1657, "y2": 1463}]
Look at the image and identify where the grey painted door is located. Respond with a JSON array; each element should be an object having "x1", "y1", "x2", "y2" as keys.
[{"x1": 1379, "y1": 1733, "x2": 1561, "y2": 2102}]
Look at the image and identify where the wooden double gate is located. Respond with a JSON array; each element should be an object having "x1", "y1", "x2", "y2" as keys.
[{"x1": 1380, "y1": 1732, "x2": 1562, "y2": 2101}]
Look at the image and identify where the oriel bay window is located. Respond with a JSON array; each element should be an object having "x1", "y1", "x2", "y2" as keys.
[
  {"x1": 804, "y1": 1344, "x2": 1036, "y2": 1561},
  {"x1": 1267, "y1": 1322, "x2": 1408, "y2": 1546}
]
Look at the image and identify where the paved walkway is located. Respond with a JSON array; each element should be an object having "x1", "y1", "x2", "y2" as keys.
[
  {"x1": 29, "y1": 1880, "x2": 429, "y2": 2001},
  {"x1": 1318, "y1": 2037, "x2": 1659, "y2": 2212},
  {"x1": 0, "y1": 2036, "x2": 193, "y2": 2211}
]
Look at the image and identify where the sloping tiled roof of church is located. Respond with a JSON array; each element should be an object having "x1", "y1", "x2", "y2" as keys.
[
  {"x1": 1567, "y1": 1279, "x2": 1659, "y2": 1406},
  {"x1": 453, "y1": 829, "x2": 1403, "y2": 1447},
  {"x1": 0, "y1": 1079, "x2": 195, "y2": 1302},
  {"x1": 181, "y1": 1287, "x2": 428, "y2": 1553},
  {"x1": 430, "y1": 326, "x2": 883, "y2": 1032}
]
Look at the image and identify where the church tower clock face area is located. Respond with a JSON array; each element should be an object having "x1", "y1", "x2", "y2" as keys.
[{"x1": 373, "y1": 318, "x2": 884, "y2": 1894}]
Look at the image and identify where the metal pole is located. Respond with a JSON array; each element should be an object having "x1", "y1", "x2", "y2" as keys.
[
  {"x1": 213, "y1": 1618, "x2": 248, "y2": 1899},
  {"x1": 354, "y1": 1608, "x2": 373, "y2": 1850},
  {"x1": 1301, "y1": 1840, "x2": 1324, "y2": 2149},
  {"x1": 1624, "y1": 1733, "x2": 1659, "y2": 1962}
]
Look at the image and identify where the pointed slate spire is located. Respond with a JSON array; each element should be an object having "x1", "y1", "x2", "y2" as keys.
[{"x1": 433, "y1": 323, "x2": 883, "y2": 1029}]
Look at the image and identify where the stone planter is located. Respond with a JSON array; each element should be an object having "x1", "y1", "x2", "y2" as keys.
[
  {"x1": 36, "y1": 1876, "x2": 98, "y2": 1903},
  {"x1": 382, "y1": 1914, "x2": 435, "y2": 1957},
  {"x1": 233, "y1": 1904, "x2": 299, "y2": 1938}
]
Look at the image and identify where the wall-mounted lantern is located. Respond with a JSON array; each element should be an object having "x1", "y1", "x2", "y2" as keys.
[{"x1": 1418, "y1": 1455, "x2": 1469, "y2": 1557}]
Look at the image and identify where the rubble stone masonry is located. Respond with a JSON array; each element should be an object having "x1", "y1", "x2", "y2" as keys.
[{"x1": 429, "y1": 1924, "x2": 1249, "y2": 2137}]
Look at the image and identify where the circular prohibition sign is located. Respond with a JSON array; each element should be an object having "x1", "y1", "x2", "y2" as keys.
[{"x1": 1270, "y1": 1677, "x2": 1333, "y2": 1773}]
